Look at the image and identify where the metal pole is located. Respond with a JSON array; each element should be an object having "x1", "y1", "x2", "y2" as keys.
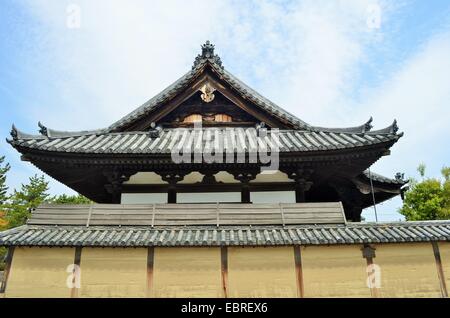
[{"x1": 368, "y1": 169, "x2": 378, "y2": 222}]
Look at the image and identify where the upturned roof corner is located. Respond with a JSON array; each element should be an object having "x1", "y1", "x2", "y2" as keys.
[
  {"x1": 9, "y1": 124, "x2": 40, "y2": 141},
  {"x1": 369, "y1": 119, "x2": 401, "y2": 135},
  {"x1": 38, "y1": 121, "x2": 48, "y2": 136}
]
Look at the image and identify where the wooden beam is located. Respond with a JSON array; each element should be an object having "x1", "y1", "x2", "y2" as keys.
[
  {"x1": 431, "y1": 242, "x2": 448, "y2": 298},
  {"x1": 221, "y1": 246, "x2": 228, "y2": 298},
  {"x1": 147, "y1": 247, "x2": 155, "y2": 298},
  {"x1": 70, "y1": 247, "x2": 82, "y2": 298},
  {"x1": 205, "y1": 74, "x2": 287, "y2": 128},
  {"x1": 293, "y1": 245, "x2": 304, "y2": 298},
  {"x1": 0, "y1": 247, "x2": 15, "y2": 294},
  {"x1": 130, "y1": 76, "x2": 207, "y2": 131},
  {"x1": 126, "y1": 69, "x2": 289, "y2": 131}
]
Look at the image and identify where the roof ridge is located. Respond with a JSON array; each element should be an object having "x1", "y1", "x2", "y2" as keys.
[
  {"x1": 367, "y1": 119, "x2": 400, "y2": 135},
  {"x1": 38, "y1": 122, "x2": 108, "y2": 138},
  {"x1": 311, "y1": 117, "x2": 374, "y2": 134},
  {"x1": 2, "y1": 221, "x2": 449, "y2": 247},
  {"x1": 8, "y1": 125, "x2": 402, "y2": 141},
  {"x1": 361, "y1": 170, "x2": 408, "y2": 185}
]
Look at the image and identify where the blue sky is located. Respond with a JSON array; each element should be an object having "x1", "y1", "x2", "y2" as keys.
[{"x1": 1, "y1": 0, "x2": 449, "y2": 221}]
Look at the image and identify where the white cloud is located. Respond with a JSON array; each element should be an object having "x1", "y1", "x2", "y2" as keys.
[
  {"x1": 359, "y1": 29, "x2": 450, "y2": 178},
  {"x1": 361, "y1": 29, "x2": 450, "y2": 221},
  {"x1": 209, "y1": 0, "x2": 393, "y2": 126},
  {"x1": 21, "y1": 0, "x2": 230, "y2": 130}
]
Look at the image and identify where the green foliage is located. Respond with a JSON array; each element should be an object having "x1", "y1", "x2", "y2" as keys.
[
  {"x1": 0, "y1": 156, "x2": 10, "y2": 206},
  {"x1": 417, "y1": 163, "x2": 426, "y2": 178},
  {"x1": 399, "y1": 165, "x2": 450, "y2": 221},
  {"x1": 51, "y1": 194, "x2": 91, "y2": 204},
  {"x1": 0, "y1": 156, "x2": 9, "y2": 271},
  {"x1": 5, "y1": 175, "x2": 50, "y2": 228},
  {"x1": 0, "y1": 247, "x2": 6, "y2": 271},
  {"x1": 0, "y1": 166, "x2": 91, "y2": 231}
]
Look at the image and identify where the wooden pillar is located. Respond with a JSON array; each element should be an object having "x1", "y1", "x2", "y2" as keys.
[
  {"x1": 295, "y1": 184, "x2": 306, "y2": 203},
  {"x1": 0, "y1": 246, "x2": 15, "y2": 294},
  {"x1": 159, "y1": 172, "x2": 186, "y2": 204},
  {"x1": 362, "y1": 244, "x2": 379, "y2": 298},
  {"x1": 70, "y1": 247, "x2": 82, "y2": 298},
  {"x1": 293, "y1": 245, "x2": 304, "y2": 298},
  {"x1": 281, "y1": 168, "x2": 313, "y2": 203},
  {"x1": 147, "y1": 247, "x2": 155, "y2": 298},
  {"x1": 104, "y1": 170, "x2": 135, "y2": 203},
  {"x1": 221, "y1": 247, "x2": 228, "y2": 298},
  {"x1": 167, "y1": 187, "x2": 177, "y2": 203},
  {"x1": 241, "y1": 185, "x2": 251, "y2": 203},
  {"x1": 431, "y1": 242, "x2": 448, "y2": 298},
  {"x1": 231, "y1": 171, "x2": 258, "y2": 204}
]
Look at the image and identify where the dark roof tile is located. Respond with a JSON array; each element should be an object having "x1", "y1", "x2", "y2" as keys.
[{"x1": 2, "y1": 221, "x2": 449, "y2": 247}]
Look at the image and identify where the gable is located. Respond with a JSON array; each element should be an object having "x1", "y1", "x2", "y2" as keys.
[
  {"x1": 114, "y1": 69, "x2": 296, "y2": 131},
  {"x1": 158, "y1": 90, "x2": 260, "y2": 128},
  {"x1": 107, "y1": 41, "x2": 311, "y2": 132}
]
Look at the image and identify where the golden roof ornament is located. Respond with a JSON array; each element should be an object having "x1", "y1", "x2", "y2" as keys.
[{"x1": 200, "y1": 82, "x2": 216, "y2": 103}]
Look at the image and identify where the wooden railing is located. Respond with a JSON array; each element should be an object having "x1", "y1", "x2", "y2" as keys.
[{"x1": 27, "y1": 202, "x2": 346, "y2": 227}]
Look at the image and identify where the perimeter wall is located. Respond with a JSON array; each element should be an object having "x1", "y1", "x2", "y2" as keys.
[{"x1": 1, "y1": 242, "x2": 449, "y2": 298}]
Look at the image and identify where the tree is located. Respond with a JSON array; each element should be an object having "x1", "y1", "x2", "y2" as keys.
[
  {"x1": 51, "y1": 194, "x2": 91, "y2": 204},
  {"x1": 399, "y1": 164, "x2": 450, "y2": 221},
  {"x1": 5, "y1": 174, "x2": 50, "y2": 228},
  {"x1": 0, "y1": 156, "x2": 10, "y2": 231},
  {"x1": 0, "y1": 156, "x2": 10, "y2": 206},
  {"x1": 0, "y1": 156, "x2": 10, "y2": 270}
]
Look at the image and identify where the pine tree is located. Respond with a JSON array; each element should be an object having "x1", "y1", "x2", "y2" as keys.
[
  {"x1": 5, "y1": 175, "x2": 50, "y2": 228},
  {"x1": 0, "y1": 156, "x2": 10, "y2": 270},
  {"x1": 51, "y1": 193, "x2": 91, "y2": 204},
  {"x1": 0, "y1": 156, "x2": 10, "y2": 206}
]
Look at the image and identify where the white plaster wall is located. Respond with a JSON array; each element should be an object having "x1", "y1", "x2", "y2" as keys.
[
  {"x1": 250, "y1": 191, "x2": 295, "y2": 203},
  {"x1": 124, "y1": 172, "x2": 166, "y2": 185},
  {"x1": 121, "y1": 193, "x2": 167, "y2": 204},
  {"x1": 177, "y1": 192, "x2": 241, "y2": 203},
  {"x1": 121, "y1": 191, "x2": 295, "y2": 204}
]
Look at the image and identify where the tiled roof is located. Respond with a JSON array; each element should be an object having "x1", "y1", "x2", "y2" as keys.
[
  {"x1": 8, "y1": 127, "x2": 401, "y2": 155},
  {"x1": 362, "y1": 170, "x2": 408, "y2": 185},
  {"x1": 1, "y1": 221, "x2": 449, "y2": 247}
]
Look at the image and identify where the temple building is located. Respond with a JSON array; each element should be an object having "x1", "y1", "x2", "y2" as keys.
[{"x1": 0, "y1": 41, "x2": 449, "y2": 298}]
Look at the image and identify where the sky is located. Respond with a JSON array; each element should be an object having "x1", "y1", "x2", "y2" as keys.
[{"x1": 0, "y1": 0, "x2": 449, "y2": 222}]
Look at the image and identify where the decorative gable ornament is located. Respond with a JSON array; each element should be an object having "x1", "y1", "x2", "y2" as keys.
[{"x1": 199, "y1": 82, "x2": 216, "y2": 103}]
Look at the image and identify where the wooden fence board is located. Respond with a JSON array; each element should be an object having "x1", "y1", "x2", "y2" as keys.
[{"x1": 28, "y1": 202, "x2": 346, "y2": 226}]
